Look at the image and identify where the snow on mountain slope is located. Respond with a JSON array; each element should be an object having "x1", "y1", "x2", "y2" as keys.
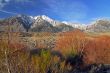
[
  {"x1": 62, "y1": 21, "x2": 87, "y2": 30},
  {"x1": 33, "y1": 15, "x2": 61, "y2": 26},
  {"x1": 17, "y1": 14, "x2": 34, "y2": 25}
]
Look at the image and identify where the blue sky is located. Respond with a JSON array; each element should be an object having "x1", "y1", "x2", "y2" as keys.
[{"x1": 0, "y1": 0, "x2": 110, "y2": 23}]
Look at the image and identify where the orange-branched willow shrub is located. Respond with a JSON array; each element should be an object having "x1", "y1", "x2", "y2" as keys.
[
  {"x1": 54, "y1": 30, "x2": 87, "y2": 57},
  {"x1": 83, "y1": 35, "x2": 110, "y2": 64}
]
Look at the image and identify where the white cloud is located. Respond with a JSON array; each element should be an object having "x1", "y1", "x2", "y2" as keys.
[{"x1": 0, "y1": 0, "x2": 33, "y2": 14}]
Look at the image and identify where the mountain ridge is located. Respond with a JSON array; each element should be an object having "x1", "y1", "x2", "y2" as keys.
[
  {"x1": 0, "y1": 14, "x2": 110, "y2": 33},
  {"x1": 0, "y1": 14, "x2": 75, "y2": 32}
]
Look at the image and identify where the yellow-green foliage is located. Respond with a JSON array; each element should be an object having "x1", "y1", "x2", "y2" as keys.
[
  {"x1": 31, "y1": 49, "x2": 72, "y2": 73},
  {"x1": 31, "y1": 50, "x2": 54, "y2": 73}
]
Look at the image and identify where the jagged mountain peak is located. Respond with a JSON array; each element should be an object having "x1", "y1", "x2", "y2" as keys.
[
  {"x1": 34, "y1": 15, "x2": 52, "y2": 20},
  {"x1": 33, "y1": 15, "x2": 61, "y2": 26}
]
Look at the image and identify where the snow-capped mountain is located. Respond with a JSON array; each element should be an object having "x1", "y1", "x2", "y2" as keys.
[
  {"x1": 33, "y1": 15, "x2": 61, "y2": 26},
  {"x1": 17, "y1": 14, "x2": 34, "y2": 25},
  {"x1": 0, "y1": 14, "x2": 75, "y2": 32},
  {"x1": 0, "y1": 14, "x2": 34, "y2": 32},
  {"x1": 2, "y1": 14, "x2": 110, "y2": 33},
  {"x1": 33, "y1": 15, "x2": 87, "y2": 30},
  {"x1": 31, "y1": 15, "x2": 74, "y2": 32},
  {"x1": 62, "y1": 21, "x2": 87, "y2": 30},
  {"x1": 17, "y1": 15, "x2": 34, "y2": 31},
  {"x1": 31, "y1": 15, "x2": 55, "y2": 32}
]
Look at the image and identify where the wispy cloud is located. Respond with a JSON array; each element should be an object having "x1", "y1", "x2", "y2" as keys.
[
  {"x1": 0, "y1": 0, "x2": 33, "y2": 14},
  {"x1": 0, "y1": 9, "x2": 18, "y2": 14},
  {"x1": 0, "y1": 0, "x2": 18, "y2": 14},
  {"x1": 14, "y1": 0, "x2": 33, "y2": 3},
  {"x1": 0, "y1": 0, "x2": 33, "y2": 9}
]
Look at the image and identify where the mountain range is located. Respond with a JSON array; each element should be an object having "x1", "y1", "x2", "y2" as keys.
[{"x1": 0, "y1": 14, "x2": 110, "y2": 33}]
